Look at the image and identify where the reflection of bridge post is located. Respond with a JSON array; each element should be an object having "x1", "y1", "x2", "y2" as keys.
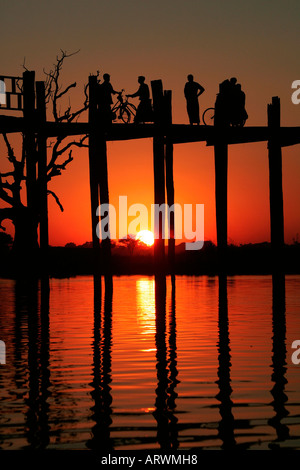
[
  {"x1": 153, "y1": 275, "x2": 169, "y2": 448},
  {"x1": 20, "y1": 278, "x2": 51, "y2": 448},
  {"x1": 216, "y1": 275, "x2": 235, "y2": 448},
  {"x1": 39, "y1": 276, "x2": 51, "y2": 448},
  {"x1": 153, "y1": 275, "x2": 179, "y2": 449},
  {"x1": 268, "y1": 273, "x2": 289, "y2": 442},
  {"x1": 167, "y1": 275, "x2": 179, "y2": 448},
  {"x1": 88, "y1": 275, "x2": 114, "y2": 452},
  {"x1": 24, "y1": 279, "x2": 40, "y2": 447}
]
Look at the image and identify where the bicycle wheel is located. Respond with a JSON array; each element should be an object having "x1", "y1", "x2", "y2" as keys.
[
  {"x1": 202, "y1": 107, "x2": 215, "y2": 126},
  {"x1": 127, "y1": 103, "x2": 137, "y2": 117},
  {"x1": 127, "y1": 102, "x2": 136, "y2": 111},
  {"x1": 120, "y1": 107, "x2": 131, "y2": 124},
  {"x1": 111, "y1": 104, "x2": 119, "y2": 121}
]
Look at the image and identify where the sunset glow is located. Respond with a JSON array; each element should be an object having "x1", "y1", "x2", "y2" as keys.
[{"x1": 136, "y1": 230, "x2": 154, "y2": 246}]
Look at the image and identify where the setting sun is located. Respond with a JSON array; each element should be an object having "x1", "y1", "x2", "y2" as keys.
[{"x1": 136, "y1": 230, "x2": 154, "y2": 246}]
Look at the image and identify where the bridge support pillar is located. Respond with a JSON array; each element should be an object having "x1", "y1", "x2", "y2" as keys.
[
  {"x1": 151, "y1": 80, "x2": 166, "y2": 272},
  {"x1": 164, "y1": 90, "x2": 175, "y2": 273},
  {"x1": 36, "y1": 81, "x2": 49, "y2": 271},
  {"x1": 89, "y1": 75, "x2": 112, "y2": 280},
  {"x1": 23, "y1": 71, "x2": 39, "y2": 256},
  {"x1": 214, "y1": 134, "x2": 228, "y2": 274},
  {"x1": 268, "y1": 96, "x2": 284, "y2": 272}
]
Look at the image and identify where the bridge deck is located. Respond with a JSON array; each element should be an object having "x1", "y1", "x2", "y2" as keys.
[{"x1": 1, "y1": 115, "x2": 300, "y2": 147}]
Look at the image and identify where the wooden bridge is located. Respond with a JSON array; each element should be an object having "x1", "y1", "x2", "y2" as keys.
[{"x1": 1, "y1": 71, "x2": 300, "y2": 274}]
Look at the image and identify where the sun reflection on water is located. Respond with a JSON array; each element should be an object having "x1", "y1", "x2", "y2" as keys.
[{"x1": 136, "y1": 278, "x2": 156, "y2": 341}]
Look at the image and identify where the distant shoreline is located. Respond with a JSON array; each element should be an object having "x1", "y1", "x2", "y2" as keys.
[{"x1": 1, "y1": 242, "x2": 299, "y2": 278}]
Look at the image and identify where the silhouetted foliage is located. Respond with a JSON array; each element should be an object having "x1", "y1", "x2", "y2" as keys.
[
  {"x1": 118, "y1": 236, "x2": 143, "y2": 255},
  {"x1": 65, "y1": 242, "x2": 77, "y2": 248},
  {"x1": 0, "y1": 50, "x2": 89, "y2": 250}
]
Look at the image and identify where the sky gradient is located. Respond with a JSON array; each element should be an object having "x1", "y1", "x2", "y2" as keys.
[{"x1": 1, "y1": 0, "x2": 300, "y2": 245}]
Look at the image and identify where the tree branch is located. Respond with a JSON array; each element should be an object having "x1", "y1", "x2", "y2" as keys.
[
  {"x1": 0, "y1": 208, "x2": 14, "y2": 230},
  {"x1": 2, "y1": 133, "x2": 17, "y2": 165},
  {"x1": 47, "y1": 149, "x2": 74, "y2": 181},
  {"x1": 47, "y1": 190, "x2": 64, "y2": 212},
  {"x1": 56, "y1": 82, "x2": 77, "y2": 100}
]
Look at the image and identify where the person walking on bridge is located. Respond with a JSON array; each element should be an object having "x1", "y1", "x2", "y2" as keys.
[
  {"x1": 127, "y1": 76, "x2": 153, "y2": 123},
  {"x1": 184, "y1": 74, "x2": 205, "y2": 125},
  {"x1": 99, "y1": 73, "x2": 120, "y2": 124}
]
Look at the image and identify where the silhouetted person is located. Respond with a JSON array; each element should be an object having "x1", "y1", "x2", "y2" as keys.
[
  {"x1": 215, "y1": 79, "x2": 231, "y2": 126},
  {"x1": 184, "y1": 74, "x2": 205, "y2": 125},
  {"x1": 233, "y1": 83, "x2": 248, "y2": 126},
  {"x1": 215, "y1": 77, "x2": 248, "y2": 127},
  {"x1": 99, "y1": 73, "x2": 119, "y2": 124},
  {"x1": 127, "y1": 76, "x2": 153, "y2": 123}
]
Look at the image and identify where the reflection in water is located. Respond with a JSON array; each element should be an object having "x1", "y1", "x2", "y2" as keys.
[
  {"x1": 268, "y1": 274, "x2": 290, "y2": 444},
  {"x1": 87, "y1": 275, "x2": 114, "y2": 451},
  {"x1": 153, "y1": 275, "x2": 179, "y2": 449},
  {"x1": 167, "y1": 275, "x2": 179, "y2": 448},
  {"x1": 25, "y1": 279, "x2": 40, "y2": 447},
  {"x1": 15, "y1": 277, "x2": 51, "y2": 449},
  {"x1": 1, "y1": 275, "x2": 300, "y2": 450},
  {"x1": 136, "y1": 278, "x2": 155, "y2": 338},
  {"x1": 216, "y1": 275, "x2": 235, "y2": 448},
  {"x1": 39, "y1": 277, "x2": 51, "y2": 448}
]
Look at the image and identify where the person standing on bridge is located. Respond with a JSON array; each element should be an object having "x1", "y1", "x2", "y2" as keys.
[
  {"x1": 127, "y1": 76, "x2": 153, "y2": 123},
  {"x1": 184, "y1": 74, "x2": 205, "y2": 125},
  {"x1": 99, "y1": 73, "x2": 120, "y2": 124}
]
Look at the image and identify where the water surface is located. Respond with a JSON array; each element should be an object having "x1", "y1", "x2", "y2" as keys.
[{"x1": 0, "y1": 274, "x2": 300, "y2": 450}]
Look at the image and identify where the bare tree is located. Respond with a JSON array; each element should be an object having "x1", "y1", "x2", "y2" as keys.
[{"x1": 0, "y1": 50, "x2": 89, "y2": 252}]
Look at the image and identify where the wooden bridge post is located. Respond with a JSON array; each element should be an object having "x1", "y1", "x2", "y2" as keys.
[
  {"x1": 268, "y1": 97, "x2": 284, "y2": 271},
  {"x1": 151, "y1": 80, "x2": 166, "y2": 271},
  {"x1": 36, "y1": 81, "x2": 49, "y2": 267},
  {"x1": 214, "y1": 112, "x2": 228, "y2": 273},
  {"x1": 89, "y1": 75, "x2": 112, "y2": 280},
  {"x1": 164, "y1": 90, "x2": 175, "y2": 272},
  {"x1": 23, "y1": 71, "x2": 38, "y2": 253},
  {"x1": 88, "y1": 76, "x2": 101, "y2": 271}
]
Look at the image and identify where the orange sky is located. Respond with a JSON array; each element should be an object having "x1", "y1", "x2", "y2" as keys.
[{"x1": 1, "y1": 0, "x2": 300, "y2": 246}]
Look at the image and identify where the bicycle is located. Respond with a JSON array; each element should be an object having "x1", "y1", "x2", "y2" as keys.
[
  {"x1": 202, "y1": 107, "x2": 215, "y2": 126},
  {"x1": 202, "y1": 106, "x2": 247, "y2": 127},
  {"x1": 111, "y1": 90, "x2": 137, "y2": 124}
]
